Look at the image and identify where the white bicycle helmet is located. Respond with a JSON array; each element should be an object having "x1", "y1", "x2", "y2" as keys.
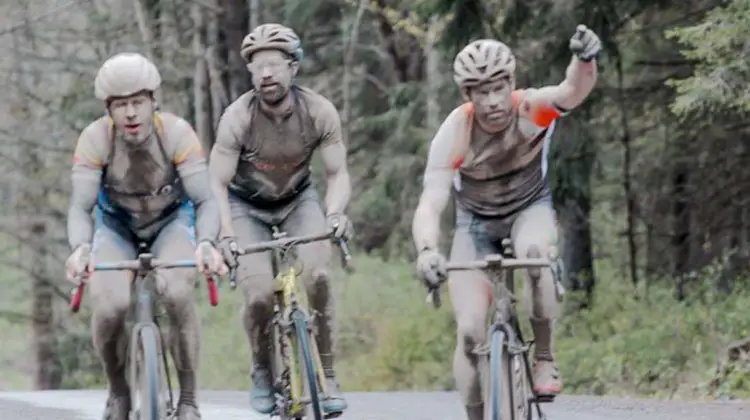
[
  {"x1": 240, "y1": 23, "x2": 304, "y2": 62},
  {"x1": 453, "y1": 39, "x2": 516, "y2": 89},
  {"x1": 94, "y1": 52, "x2": 161, "y2": 101}
]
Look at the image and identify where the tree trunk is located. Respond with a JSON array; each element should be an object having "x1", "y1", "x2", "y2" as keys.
[
  {"x1": 552, "y1": 118, "x2": 596, "y2": 306},
  {"x1": 249, "y1": 0, "x2": 260, "y2": 30},
  {"x1": 342, "y1": 0, "x2": 366, "y2": 144},
  {"x1": 192, "y1": 1, "x2": 214, "y2": 154},
  {"x1": 220, "y1": 0, "x2": 251, "y2": 98},
  {"x1": 425, "y1": 15, "x2": 441, "y2": 131},
  {"x1": 206, "y1": 2, "x2": 229, "y2": 130},
  {"x1": 30, "y1": 221, "x2": 62, "y2": 390},
  {"x1": 672, "y1": 160, "x2": 689, "y2": 300}
]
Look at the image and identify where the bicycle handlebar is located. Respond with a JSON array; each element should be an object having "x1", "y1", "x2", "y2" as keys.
[
  {"x1": 426, "y1": 254, "x2": 551, "y2": 309},
  {"x1": 69, "y1": 254, "x2": 221, "y2": 313},
  {"x1": 227, "y1": 232, "x2": 353, "y2": 289}
]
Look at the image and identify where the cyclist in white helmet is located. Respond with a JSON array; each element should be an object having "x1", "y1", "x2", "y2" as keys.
[
  {"x1": 412, "y1": 25, "x2": 602, "y2": 419},
  {"x1": 66, "y1": 52, "x2": 225, "y2": 420},
  {"x1": 209, "y1": 24, "x2": 351, "y2": 416}
]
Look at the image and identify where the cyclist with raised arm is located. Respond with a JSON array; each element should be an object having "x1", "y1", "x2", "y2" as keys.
[
  {"x1": 208, "y1": 24, "x2": 352, "y2": 417},
  {"x1": 65, "y1": 52, "x2": 225, "y2": 420},
  {"x1": 411, "y1": 26, "x2": 601, "y2": 419}
]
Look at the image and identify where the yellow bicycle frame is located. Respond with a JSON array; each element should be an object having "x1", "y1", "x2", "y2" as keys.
[{"x1": 275, "y1": 265, "x2": 329, "y2": 417}]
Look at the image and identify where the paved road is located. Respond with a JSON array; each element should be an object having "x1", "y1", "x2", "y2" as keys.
[{"x1": 1, "y1": 390, "x2": 749, "y2": 419}]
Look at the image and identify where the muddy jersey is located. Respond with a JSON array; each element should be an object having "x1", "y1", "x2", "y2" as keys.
[
  {"x1": 213, "y1": 85, "x2": 342, "y2": 206},
  {"x1": 71, "y1": 112, "x2": 207, "y2": 238},
  {"x1": 425, "y1": 89, "x2": 560, "y2": 219}
]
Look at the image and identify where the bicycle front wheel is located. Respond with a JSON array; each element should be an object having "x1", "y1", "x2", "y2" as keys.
[
  {"x1": 130, "y1": 326, "x2": 162, "y2": 420},
  {"x1": 292, "y1": 310, "x2": 323, "y2": 420},
  {"x1": 509, "y1": 351, "x2": 532, "y2": 420},
  {"x1": 487, "y1": 328, "x2": 519, "y2": 420}
]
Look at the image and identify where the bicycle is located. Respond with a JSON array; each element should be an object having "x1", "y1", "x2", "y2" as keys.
[
  {"x1": 68, "y1": 242, "x2": 221, "y2": 420},
  {"x1": 427, "y1": 238, "x2": 561, "y2": 420},
  {"x1": 226, "y1": 227, "x2": 352, "y2": 420}
]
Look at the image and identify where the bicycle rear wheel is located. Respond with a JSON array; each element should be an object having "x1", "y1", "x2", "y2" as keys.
[
  {"x1": 292, "y1": 310, "x2": 323, "y2": 420},
  {"x1": 130, "y1": 326, "x2": 163, "y2": 420}
]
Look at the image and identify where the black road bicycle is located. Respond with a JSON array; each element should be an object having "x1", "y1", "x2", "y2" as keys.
[
  {"x1": 428, "y1": 238, "x2": 564, "y2": 420},
  {"x1": 69, "y1": 243, "x2": 220, "y2": 420}
]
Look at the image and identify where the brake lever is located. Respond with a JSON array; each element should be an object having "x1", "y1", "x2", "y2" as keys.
[
  {"x1": 228, "y1": 267, "x2": 238, "y2": 290},
  {"x1": 335, "y1": 237, "x2": 355, "y2": 274},
  {"x1": 426, "y1": 286, "x2": 442, "y2": 309}
]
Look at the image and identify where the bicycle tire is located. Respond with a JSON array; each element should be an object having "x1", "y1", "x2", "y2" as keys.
[
  {"x1": 292, "y1": 310, "x2": 323, "y2": 420},
  {"x1": 509, "y1": 352, "x2": 532, "y2": 420},
  {"x1": 132, "y1": 326, "x2": 161, "y2": 420},
  {"x1": 488, "y1": 328, "x2": 507, "y2": 420}
]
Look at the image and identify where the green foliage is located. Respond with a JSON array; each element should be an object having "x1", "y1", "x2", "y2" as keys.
[{"x1": 666, "y1": 0, "x2": 750, "y2": 114}]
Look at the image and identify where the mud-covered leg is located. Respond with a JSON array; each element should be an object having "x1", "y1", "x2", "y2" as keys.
[
  {"x1": 281, "y1": 188, "x2": 345, "y2": 416},
  {"x1": 448, "y1": 223, "x2": 493, "y2": 420},
  {"x1": 88, "y1": 223, "x2": 137, "y2": 420},
  {"x1": 151, "y1": 208, "x2": 203, "y2": 420},
  {"x1": 511, "y1": 201, "x2": 562, "y2": 398},
  {"x1": 229, "y1": 196, "x2": 276, "y2": 414}
]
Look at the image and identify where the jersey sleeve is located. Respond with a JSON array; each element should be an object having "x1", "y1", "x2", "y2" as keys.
[
  {"x1": 169, "y1": 118, "x2": 207, "y2": 177},
  {"x1": 425, "y1": 106, "x2": 468, "y2": 188},
  {"x1": 71, "y1": 120, "x2": 108, "y2": 179},
  {"x1": 512, "y1": 89, "x2": 565, "y2": 128},
  {"x1": 212, "y1": 103, "x2": 245, "y2": 159},
  {"x1": 311, "y1": 95, "x2": 344, "y2": 148}
]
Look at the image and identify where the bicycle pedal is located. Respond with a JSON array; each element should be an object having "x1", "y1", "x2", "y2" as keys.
[{"x1": 533, "y1": 394, "x2": 556, "y2": 404}]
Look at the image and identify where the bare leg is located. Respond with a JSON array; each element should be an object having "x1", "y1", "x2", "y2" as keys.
[
  {"x1": 151, "y1": 207, "x2": 203, "y2": 419},
  {"x1": 88, "y1": 222, "x2": 137, "y2": 420},
  {"x1": 510, "y1": 201, "x2": 562, "y2": 396},
  {"x1": 448, "y1": 223, "x2": 492, "y2": 420},
  {"x1": 230, "y1": 196, "x2": 276, "y2": 414},
  {"x1": 280, "y1": 187, "x2": 346, "y2": 415}
]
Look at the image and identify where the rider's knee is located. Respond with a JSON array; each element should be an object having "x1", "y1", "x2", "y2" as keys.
[
  {"x1": 305, "y1": 267, "x2": 331, "y2": 301},
  {"x1": 310, "y1": 267, "x2": 330, "y2": 287},
  {"x1": 158, "y1": 271, "x2": 195, "y2": 309},
  {"x1": 244, "y1": 276, "x2": 275, "y2": 317},
  {"x1": 520, "y1": 240, "x2": 557, "y2": 259},
  {"x1": 164, "y1": 285, "x2": 195, "y2": 313},
  {"x1": 91, "y1": 296, "x2": 129, "y2": 327},
  {"x1": 521, "y1": 241, "x2": 558, "y2": 281},
  {"x1": 244, "y1": 297, "x2": 274, "y2": 327}
]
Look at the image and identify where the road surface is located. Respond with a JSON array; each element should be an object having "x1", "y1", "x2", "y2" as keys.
[{"x1": 1, "y1": 390, "x2": 749, "y2": 419}]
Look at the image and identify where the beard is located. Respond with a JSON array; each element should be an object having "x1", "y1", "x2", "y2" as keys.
[{"x1": 259, "y1": 84, "x2": 289, "y2": 106}]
